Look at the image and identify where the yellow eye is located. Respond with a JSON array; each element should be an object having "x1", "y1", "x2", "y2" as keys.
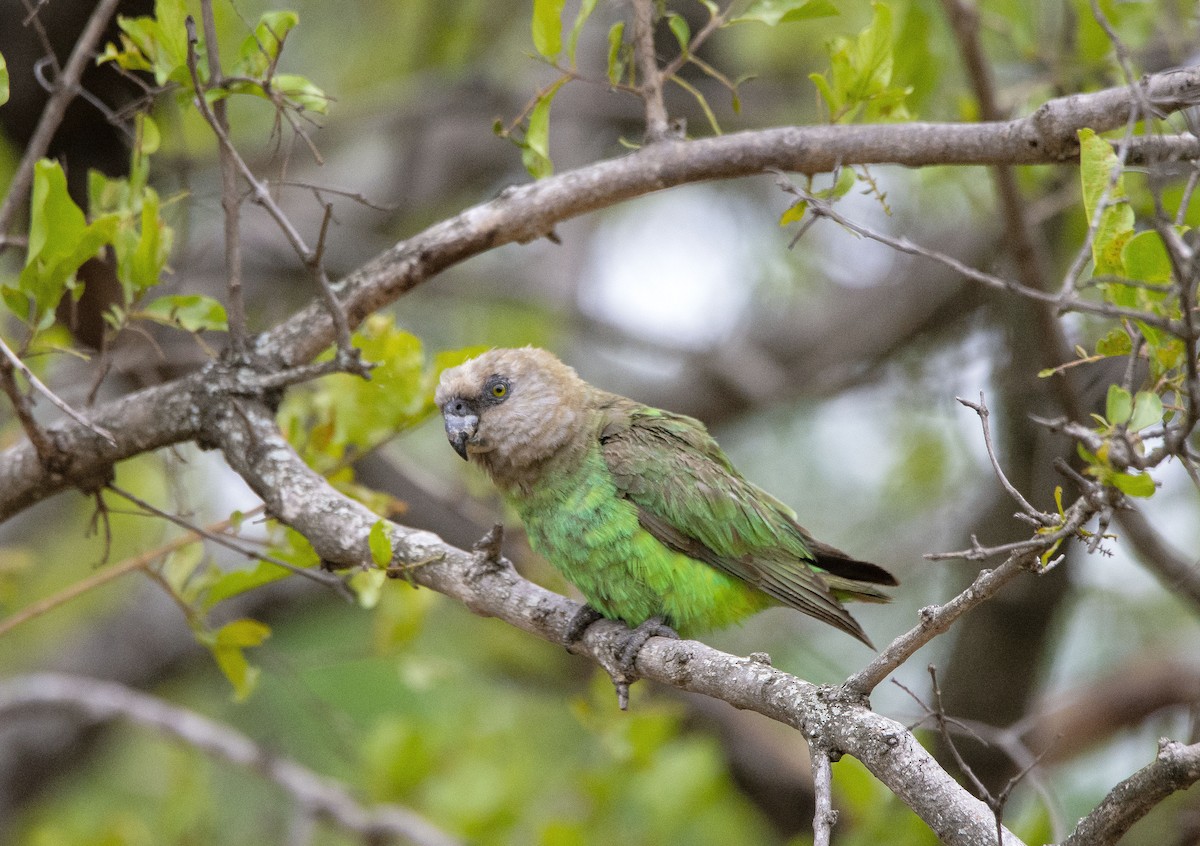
[{"x1": 490, "y1": 382, "x2": 508, "y2": 398}]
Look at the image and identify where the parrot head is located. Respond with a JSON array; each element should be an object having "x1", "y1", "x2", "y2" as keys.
[{"x1": 435, "y1": 347, "x2": 587, "y2": 474}]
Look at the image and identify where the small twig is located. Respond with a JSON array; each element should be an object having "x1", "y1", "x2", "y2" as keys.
[
  {"x1": 957, "y1": 392, "x2": 1053, "y2": 525},
  {"x1": 926, "y1": 665, "x2": 1048, "y2": 845},
  {"x1": 0, "y1": 0, "x2": 124, "y2": 246},
  {"x1": 241, "y1": 358, "x2": 367, "y2": 393},
  {"x1": 842, "y1": 555, "x2": 1027, "y2": 697},
  {"x1": 630, "y1": 0, "x2": 670, "y2": 142},
  {"x1": 187, "y1": 6, "x2": 248, "y2": 356},
  {"x1": 0, "y1": 335, "x2": 117, "y2": 447},
  {"x1": 106, "y1": 483, "x2": 355, "y2": 601},
  {"x1": 0, "y1": 673, "x2": 462, "y2": 846},
  {"x1": 270, "y1": 179, "x2": 397, "y2": 212},
  {"x1": 0, "y1": 526, "x2": 223, "y2": 639},
  {"x1": 659, "y1": 4, "x2": 728, "y2": 81},
  {"x1": 185, "y1": 14, "x2": 361, "y2": 373},
  {"x1": 927, "y1": 666, "x2": 994, "y2": 801},
  {"x1": 18, "y1": 0, "x2": 60, "y2": 76},
  {"x1": 784, "y1": 185, "x2": 1181, "y2": 335},
  {"x1": 811, "y1": 747, "x2": 837, "y2": 846},
  {"x1": 87, "y1": 489, "x2": 115, "y2": 566},
  {"x1": 307, "y1": 203, "x2": 364, "y2": 374},
  {"x1": 1176, "y1": 167, "x2": 1200, "y2": 227},
  {"x1": 0, "y1": 354, "x2": 62, "y2": 468}
]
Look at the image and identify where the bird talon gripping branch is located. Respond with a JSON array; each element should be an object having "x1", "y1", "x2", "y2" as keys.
[
  {"x1": 436, "y1": 348, "x2": 897, "y2": 706},
  {"x1": 562, "y1": 604, "x2": 605, "y2": 648}
]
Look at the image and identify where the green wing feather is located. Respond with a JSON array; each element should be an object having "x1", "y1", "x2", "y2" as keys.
[{"x1": 598, "y1": 398, "x2": 892, "y2": 645}]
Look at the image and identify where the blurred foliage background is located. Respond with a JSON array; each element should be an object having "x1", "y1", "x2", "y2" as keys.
[{"x1": 0, "y1": 0, "x2": 1198, "y2": 843}]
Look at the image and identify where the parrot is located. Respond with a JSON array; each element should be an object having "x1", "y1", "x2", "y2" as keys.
[{"x1": 436, "y1": 347, "x2": 896, "y2": 704}]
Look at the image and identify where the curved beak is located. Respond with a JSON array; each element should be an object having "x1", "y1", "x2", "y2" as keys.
[{"x1": 443, "y1": 411, "x2": 478, "y2": 461}]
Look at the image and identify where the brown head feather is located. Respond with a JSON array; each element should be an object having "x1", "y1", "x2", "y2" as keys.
[{"x1": 435, "y1": 347, "x2": 593, "y2": 491}]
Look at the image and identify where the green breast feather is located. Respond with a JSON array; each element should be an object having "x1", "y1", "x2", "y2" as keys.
[{"x1": 514, "y1": 396, "x2": 891, "y2": 643}]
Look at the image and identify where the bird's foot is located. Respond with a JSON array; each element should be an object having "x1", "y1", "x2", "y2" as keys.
[
  {"x1": 612, "y1": 616, "x2": 678, "y2": 711},
  {"x1": 563, "y1": 604, "x2": 606, "y2": 648}
]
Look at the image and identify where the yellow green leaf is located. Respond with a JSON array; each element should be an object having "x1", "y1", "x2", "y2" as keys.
[
  {"x1": 532, "y1": 0, "x2": 565, "y2": 58},
  {"x1": 369, "y1": 519, "x2": 394, "y2": 567}
]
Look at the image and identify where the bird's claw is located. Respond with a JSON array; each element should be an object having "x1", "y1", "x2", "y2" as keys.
[
  {"x1": 612, "y1": 616, "x2": 678, "y2": 710},
  {"x1": 563, "y1": 604, "x2": 605, "y2": 648}
]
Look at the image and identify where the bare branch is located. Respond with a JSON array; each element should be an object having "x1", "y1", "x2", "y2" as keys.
[
  {"x1": 4, "y1": 67, "x2": 1200, "y2": 531},
  {"x1": 843, "y1": 556, "x2": 1027, "y2": 697},
  {"x1": 0, "y1": 673, "x2": 461, "y2": 846},
  {"x1": 0, "y1": 0, "x2": 124, "y2": 244},
  {"x1": 939, "y1": 0, "x2": 1084, "y2": 425},
  {"x1": 202, "y1": 395, "x2": 1024, "y2": 846},
  {"x1": 789, "y1": 189, "x2": 1179, "y2": 334},
  {"x1": 0, "y1": 335, "x2": 117, "y2": 447},
  {"x1": 187, "y1": 5, "x2": 248, "y2": 355},
  {"x1": 106, "y1": 483, "x2": 356, "y2": 600},
  {"x1": 810, "y1": 747, "x2": 836, "y2": 846},
  {"x1": 957, "y1": 393, "x2": 1052, "y2": 525},
  {"x1": 184, "y1": 14, "x2": 361, "y2": 371},
  {"x1": 1063, "y1": 738, "x2": 1200, "y2": 846},
  {"x1": 631, "y1": 0, "x2": 670, "y2": 142},
  {"x1": 0, "y1": 531, "x2": 194, "y2": 639}
]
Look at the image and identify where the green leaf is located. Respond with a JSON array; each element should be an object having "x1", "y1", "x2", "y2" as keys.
[
  {"x1": 214, "y1": 618, "x2": 272, "y2": 647},
  {"x1": 19, "y1": 160, "x2": 120, "y2": 320},
  {"x1": 0, "y1": 50, "x2": 9, "y2": 107},
  {"x1": 1078, "y1": 128, "x2": 1134, "y2": 276},
  {"x1": 124, "y1": 188, "x2": 173, "y2": 295},
  {"x1": 1112, "y1": 471, "x2": 1155, "y2": 497},
  {"x1": 606, "y1": 22, "x2": 626, "y2": 86},
  {"x1": 101, "y1": 0, "x2": 194, "y2": 87},
  {"x1": 138, "y1": 113, "x2": 161, "y2": 156},
  {"x1": 350, "y1": 567, "x2": 387, "y2": 609},
  {"x1": 369, "y1": 519, "x2": 394, "y2": 567},
  {"x1": 1128, "y1": 391, "x2": 1163, "y2": 433},
  {"x1": 732, "y1": 0, "x2": 838, "y2": 25},
  {"x1": 1, "y1": 287, "x2": 31, "y2": 321},
  {"x1": 236, "y1": 10, "x2": 299, "y2": 77},
  {"x1": 566, "y1": 0, "x2": 598, "y2": 65},
  {"x1": 779, "y1": 200, "x2": 808, "y2": 226},
  {"x1": 809, "y1": 2, "x2": 910, "y2": 123},
  {"x1": 1105, "y1": 384, "x2": 1132, "y2": 426},
  {"x1": 161, "y1": 542, "x2": 205, "y2": 598},
  {"x1": 831, "y1": 167, "x2": 857, "y2": 198},
  {"x1": 140, "y1": 294, "x2": 228, "y2": 332},
  {"x1": 269, "y1": 73, "x2": 329, "y2": 114},
  {"x1": 521, "y1": 78, "x2": 567, "y2": 179},
  {"x1": 1095, "y1": 327, "x2": 1132, "y2": 357},
  {"x1": 667, "y1": 14, "x2": 690, "y2": 54},
  {"x1": 206, "y1": 618, "x2": 271, "y2": 701},
  {"x1": 532, "y1": 0, "x2": 566, "y2": 59},
  {"x1": 204, "y1": 560, "x2": 291, "y2": 608},
  {"x1": 1120, "y1": 230, "x2": 1172, "y2": 285},
  {"x1": 277, "y1": 317, "x2": 470, "y2": 470}
]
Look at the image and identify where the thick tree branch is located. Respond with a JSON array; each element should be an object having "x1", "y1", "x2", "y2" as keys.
[
  {"x1": 203, "y1": 395, "x2": 1024, "y2": 846},
  {"x1": 0, "y1": 375, "x2": 205, "y2": 523},
  {"x1": 0, "y1": 673, "x2": 460, "y2": 846},
  {"x1": 259, "y1": 65, "x2": 1200, "y2": 370},
  {"x1": 3, "y1": 67, "x2": 1200, "y2": 533},
  {"x1": 1062, "y1": 738, "x2": 1200, "y2": 846}
]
